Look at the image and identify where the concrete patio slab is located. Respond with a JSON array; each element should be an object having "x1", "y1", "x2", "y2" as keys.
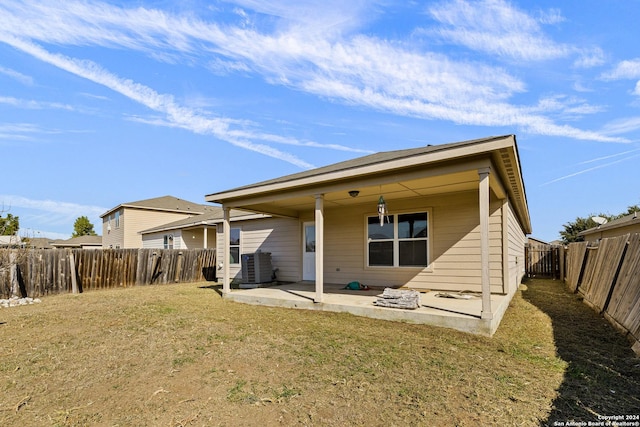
[{"x1": 222, "y1": 282, "x2": 513, "y2": 336}]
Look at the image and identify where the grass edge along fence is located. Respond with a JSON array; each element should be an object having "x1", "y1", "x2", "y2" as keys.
[
  {"x1": 565, "y1": 233, "x2": 640, "y2": 355},
  {"x1": 0, "y1": 248, "x2": 217, "y2": 298}
]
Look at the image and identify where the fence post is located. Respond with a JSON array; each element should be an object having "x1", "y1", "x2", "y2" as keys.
[
  {"x1": 174, "y1": 251, "x2": 183, "y2": 283},
  {"x1": 69, "y1": 250, "x2": 78, "y2": 294}
]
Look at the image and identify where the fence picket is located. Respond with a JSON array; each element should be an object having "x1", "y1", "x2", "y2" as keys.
[
  {"x1": 0, "y1": 248, "x2": 216, "y2": 298},
  {"x1": 565, "y1": 233, "x2": 640, "y2": 353}
]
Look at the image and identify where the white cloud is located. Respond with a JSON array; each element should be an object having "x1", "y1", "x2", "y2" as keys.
[
  {"x1": 426, "y1": 0, "x2": 571, "y2": 61},
  {"x1": 0, "y1": 195, "x2": 106, "y2": 216},
  {"x1": 541, "y1": 151, "x2": 640, "y2": 186},
  {"x1": 0, "y1": 65, "x2": 33, "y2": 85},
  {"x1": 602, "y1": 59, "x2": 640, "y2": 80},
  {"x1": 0, "y1": 194, "x2": 105, "y2": 239},
  {"x1": 0, "y1": 0, "x2": 627, "y2": 145},
  {"x1": 573, "y1": 47, "x2": 606, "y2": 69},
  {"x1": 0, "y1": 96, "x2": 74, "y2": 111},
  {"x1": 0, "y1": 122, "x2": 51, "y2": 141},
  {"x1": 0, "y1": 35, "x2": 316, "y2": 168},
  {"x1": 601, "y1": 117, "x2": 640, "y2": 135}
]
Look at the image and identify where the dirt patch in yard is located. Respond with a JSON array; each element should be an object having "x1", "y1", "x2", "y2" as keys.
[{"x1": 0, "y1": 279, "x2": 638, "y2": 426}]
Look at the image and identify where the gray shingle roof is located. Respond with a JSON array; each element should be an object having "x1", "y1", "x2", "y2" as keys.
[
  {"x1": 206, "y1": 135, "x2": 511, "y2": 197},
  {"x1": 579, "y1": 211, "x2": 640, "y2": 236},
  {"x1": 101, "y1": 195, "x2": 213, "y2": 218},
  {"x1": 139, "y1": 208, "x2": 265, "y2": 234}
]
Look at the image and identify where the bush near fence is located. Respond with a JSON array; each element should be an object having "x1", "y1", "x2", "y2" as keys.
[
  {"x1": 0, "y1": 248, "x2": 217, "y2": 298},
  {"x1": 565, "y1": 233, "x2": 640, "y2": 354}
]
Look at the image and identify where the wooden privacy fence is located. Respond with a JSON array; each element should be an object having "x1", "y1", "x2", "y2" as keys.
[
  {"x1": 565, "y1": 233, "x2": 640, "y2": 353},
  {"x1": 525, "y1": 243, "x2": 561, "y2": 279},
  {"x1": 0, "y1": 248, "x2": 217, "y2": 298}
]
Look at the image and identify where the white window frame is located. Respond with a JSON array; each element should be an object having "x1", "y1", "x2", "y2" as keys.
[
  {"x1": 366, "y1": 209, "x2": 431, "y2": 268},
  {"x1": 229, "y1": 227, "x2": 241, "y2": 265},
  {"x1": 163, "y1": 234, "x2": 174, "y2": 249},
  {"x1": 115, "y1": 211, "x2": 121, "y2": 228}
]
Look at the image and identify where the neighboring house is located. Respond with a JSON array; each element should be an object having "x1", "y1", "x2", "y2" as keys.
[
  {"x1": 206, "y1": 135, "x2": 531, "y2": 322},
  {"x1": 24, "y1": 237, "x2": 56, "y2": 249},
  {"x1": 50, "y1": 235, "x2": 103, "y2": 249},
  {"x1": 579, "y1": 211, "x2": 640, "y2": 242},
  {"x1": 527, "y1": 237, "x2": 551, "y2": 248},
  {"x1": 139, "y1": 208, "x2": 268, "y2": 250},
  {"x1": 100, "y1": 196, "x2": 214, "y2": 249},
  {"x1": 0, "y1": 235, "x2": 23, "y2": 248}
]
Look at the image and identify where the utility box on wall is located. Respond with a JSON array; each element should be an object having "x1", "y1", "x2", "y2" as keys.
[{"x1": 240, "y1": 251, "x2": 272, "y2": 288}]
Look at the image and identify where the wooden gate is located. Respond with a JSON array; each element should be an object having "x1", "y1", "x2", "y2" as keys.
[{"x1": 526, "y1": 244, "x2": 561, "y2": 279}]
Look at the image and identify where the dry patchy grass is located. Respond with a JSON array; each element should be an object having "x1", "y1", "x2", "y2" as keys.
[{"x1": 0, "y1": 279, "x2": 638, "y2": 426}]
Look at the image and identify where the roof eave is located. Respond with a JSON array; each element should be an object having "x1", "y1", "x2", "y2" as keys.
[{"x1": 206, "y1": 135, "x2": 516, "y2": 204}]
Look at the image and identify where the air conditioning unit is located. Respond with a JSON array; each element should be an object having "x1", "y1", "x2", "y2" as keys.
[{"x1": 240, "y1": 251, "x2": 273, "y2": 288}]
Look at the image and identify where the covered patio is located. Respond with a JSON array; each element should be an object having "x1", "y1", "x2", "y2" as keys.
[
  {"x1": 223, "y1": 282, "x2": 512, "y2": 336},
  {"x1": 206, "y1": 135, "x2": 531, "y2": 337}
]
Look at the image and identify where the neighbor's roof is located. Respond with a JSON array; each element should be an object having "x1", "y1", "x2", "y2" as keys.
[
  {"x1": 139, "y1": 208, "x2": 269, "y2": 235},
  {"x1": 100, "y1": 195, "x2": 214, "y2": 218},
  {"x1": 51, "y1": 235, "x2": 103, "y2": 248},
  {"x1": 579, "y1": 211, "x2": 640, "y2": 236}
]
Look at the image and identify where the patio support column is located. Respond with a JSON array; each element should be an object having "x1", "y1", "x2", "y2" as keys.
[
  {"x1": 478, "y1": 167, "x2": 493, "y2": 320},
  {"x1": 222, "y1": 206, "x2": 231, "y2": 295},
  {"x1": 203, "y1": 225, "x2": 208, "y2": 249},
  {"x1": 314, "y1": 194, "x2": 324, "y2": 303}
]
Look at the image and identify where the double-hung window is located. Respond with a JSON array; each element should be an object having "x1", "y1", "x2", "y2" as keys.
[
  {"x1": 163, "y1": 234, "x2": 174, "y2": 249},
  {"x1": 367, "y1": 211, "x2": 429, "y2": 267},
  {"x1": 229, "y1": 228, "x2": 241, "y2": 265}
]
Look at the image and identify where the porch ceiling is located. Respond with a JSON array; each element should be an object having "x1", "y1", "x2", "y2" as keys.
[{"x1": 226, "y1": 168, "x2": 492, "y2": 218}]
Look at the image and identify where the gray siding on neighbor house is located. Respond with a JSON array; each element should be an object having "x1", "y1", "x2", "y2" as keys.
[{"x1": 142, "y1": 227, "x2": 217, "y2": 250}]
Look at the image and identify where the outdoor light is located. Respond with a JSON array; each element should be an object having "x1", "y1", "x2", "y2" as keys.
[
  {"x1": 377, "y1": 195, "x2": 388, "y2": 226},
  {"x1": 349, "y1": 190, "x2": 360, "y2": 198}
]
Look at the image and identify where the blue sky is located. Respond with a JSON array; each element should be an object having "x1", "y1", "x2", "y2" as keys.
[{"x1": 1, "y1": 0, "x2": 639, "y2": 242}]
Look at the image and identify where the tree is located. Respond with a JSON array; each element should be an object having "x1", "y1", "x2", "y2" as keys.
[
  {"x1": 560, "y1": 215, "x2": 603, "y2": 244},
  {"x1": 612, "y1": 205, "x2": 640, "y2": 219},
  {"x1": 559, "y1": 204, "x2": 640, "y2": 244},
  {"x1": 72, "y1": 216, "x2": 97, "y2": 237},
  {"x1": 0, "y1": 205, "x2": 27, "y2": 298},
  {"x1": 0, "y1": 212, "x2": 19, "y2": 235}
]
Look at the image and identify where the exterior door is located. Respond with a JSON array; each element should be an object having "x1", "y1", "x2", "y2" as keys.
[{"x1": 303, "y1": 222, "x2": 315, "y2": 281}]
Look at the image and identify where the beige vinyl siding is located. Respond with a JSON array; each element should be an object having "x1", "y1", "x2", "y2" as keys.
[
  {"x1": 319, "y1": 190, "x2": 504, "y2": 293},
  {"x1": 181, "y1": 227, "x2": 217, "y2": 249},
  {"x1": 583, "y1": 223, "x2": 640, "y2": 242},
  {"x1": 506, "y1": 200, "x2": 527, "y2": 293},
  {"x1": 217, "y1": 217, "x2": 300, "y2": 283},
  {"x1": 102, "y1": 210, "x2": 124, "y2": 248},
  {"x1": 217, "y1": 191, "x2": 513, "y2": 293},
  {"x1": 141, "y1": 232, "x2": 177, "y2": 249},
  {"x1": 122, "y1": 209, "x2": 198, "y2": 248}
]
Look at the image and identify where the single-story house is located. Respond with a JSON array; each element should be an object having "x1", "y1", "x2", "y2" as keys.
[
  {"x1": 0, "y1": 235, "x2": 23, "y2": 248},
  {"x1": 206, "y1": 135, "x2": 531, "y2": 335},
  {"x1": 50, "y1": 235, "x2": 103, "y2": 249},
  {"x1": 579, "y1": 211, "x2": 640, "y2": 242},
  {"x1": 139, "y1": 208, "x2": 269, "y2": 250}
]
